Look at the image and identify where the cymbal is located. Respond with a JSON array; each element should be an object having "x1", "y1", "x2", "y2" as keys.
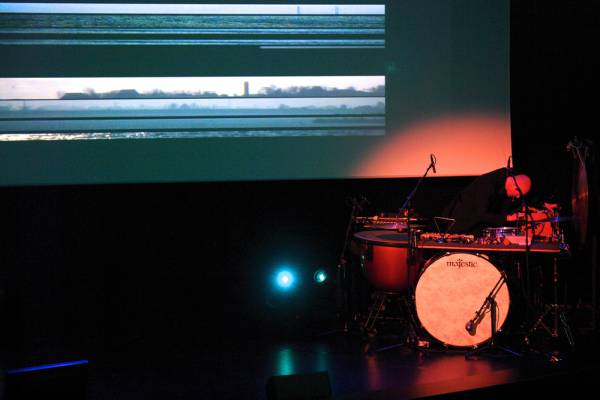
[{"x1": 572, "y1": 154, "x2": 589, "y2": 245}]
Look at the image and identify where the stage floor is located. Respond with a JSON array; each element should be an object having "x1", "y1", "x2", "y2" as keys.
[{"x1": 82, "y1": 324, "x2": 600, "y2": 399}]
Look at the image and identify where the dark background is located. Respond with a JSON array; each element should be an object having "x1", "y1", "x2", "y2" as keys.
[{"x1": 1, "y1": 0, "x2": 599, "y2": 371}]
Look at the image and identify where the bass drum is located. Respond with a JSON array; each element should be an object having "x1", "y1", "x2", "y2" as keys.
[{"x1": 415, "y1": 252, "x2": 510, "y2": 348}]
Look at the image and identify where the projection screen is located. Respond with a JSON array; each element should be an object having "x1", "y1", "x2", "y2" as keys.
[{"x1": 0, "y1": 1, "x2": 510, "y2": 185}]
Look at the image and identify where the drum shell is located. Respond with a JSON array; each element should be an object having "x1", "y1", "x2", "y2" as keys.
[
  {"x1": 352, "y1": 230, "x2": 419, "y2": 292},
  {"x1": 358, "y1": 243, "x2": 417, "y2": 291}
]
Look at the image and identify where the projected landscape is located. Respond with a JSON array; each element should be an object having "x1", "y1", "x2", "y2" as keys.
[
  {"x1": 0, "y1": 3, "x2": 385, "y2": 48},
  {"x1": 0, "y1": 76, "x2": 385, "y2": 140}
]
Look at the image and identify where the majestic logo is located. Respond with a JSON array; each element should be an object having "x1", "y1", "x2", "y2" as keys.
[{"x1": 446, "y1": 258, "x2": 477, "y2": 268}]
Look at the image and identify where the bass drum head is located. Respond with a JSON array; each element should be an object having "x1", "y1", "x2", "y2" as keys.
[{"x1": 415, "y1": 252, "x2": 510, "y2": 348}]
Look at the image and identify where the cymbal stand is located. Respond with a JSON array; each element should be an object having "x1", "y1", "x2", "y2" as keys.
[{"x1": 526, "y1": 256, "x2": 575, "y2": 357}]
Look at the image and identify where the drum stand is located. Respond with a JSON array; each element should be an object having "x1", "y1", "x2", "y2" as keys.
[
  {"x1": 466, "y1": 274, "x2": 522, "y2": 359},
  {"x1": 525, "y1": 256, "x2": 575, "y2": 359},
  {"x1": 358, "y1": 234, "x2": 421, "y2": 349}
]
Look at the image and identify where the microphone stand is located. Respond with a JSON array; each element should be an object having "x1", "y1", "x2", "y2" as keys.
[
  {"x1": 400, "y1": 157, "x2": 436, "y2": 243},
  {"x1": 466, "y1": 273, "x2": 521, "y2": 358},
  {"x1": 374, "y1": 157, "x2": 436, "y2": 353},
  {"x1": 397, "y1": 158, "x2": 436, "y2": 344}
]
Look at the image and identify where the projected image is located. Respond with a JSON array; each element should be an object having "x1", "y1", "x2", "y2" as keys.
[
  {"x1": 0, "y1": 3, "x2": 385, "y2": 48},
  {"x1": 0, "y1": 76, "x2": 385, "y2": 140},
  {"x1": 1, "y1": 1, "x2": 511, "y2": 185}
]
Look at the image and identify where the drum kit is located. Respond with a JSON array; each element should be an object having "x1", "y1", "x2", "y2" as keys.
[{"x1": 349, "y1": 206, "x2": 572, "y2": 351}]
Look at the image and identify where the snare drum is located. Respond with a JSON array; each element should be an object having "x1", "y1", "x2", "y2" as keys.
[{"x1": 415, "y1": 252, "x2": 510, "y2": 348}]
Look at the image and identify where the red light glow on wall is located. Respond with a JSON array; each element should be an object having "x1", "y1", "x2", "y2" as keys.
[{"x1": 354, "y1": 114, "x2": 511, "y2": 178}]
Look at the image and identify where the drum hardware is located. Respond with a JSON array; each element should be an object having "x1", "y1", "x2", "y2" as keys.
[
  {"x1": 514, "y1": 202, "x2": 572, "y2": 346},
  {"x1": 525, "y1": 256, "x2": 575, "y2": 358},
  {"x1": 359, "y1": 291, "x2": 426, "y2": 354},
  {"x1": 361, "y1": 291, "x2": 402, "y2": 337}
]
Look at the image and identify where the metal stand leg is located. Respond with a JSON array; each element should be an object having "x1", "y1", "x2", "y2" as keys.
[
  {"x1": 527, "y1": 257, "x2": 575, "y2": 359},
  {"x1": 358, "y1": 289, "x2": 427, "y2": 355},
  {"x1": 362, "y1": 291, "x2": 387, "y2": 336}
]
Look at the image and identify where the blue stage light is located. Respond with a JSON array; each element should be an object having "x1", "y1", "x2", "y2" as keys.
[
  {"x1": 313, "y1": 269, "x2": 327, "y2": 284},
  {"x1": 275, "y1": 270, "x2": 295, "y2": 290}
]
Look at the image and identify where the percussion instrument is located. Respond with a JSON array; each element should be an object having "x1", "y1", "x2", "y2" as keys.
[
  {"x1": 519, "y1": 207, "x2": 561, "y2": 241},
  {"x1": 414, "y1": 252, "x2": 510, "y2": 348},
  {"x1": 480, "y1": 226, "x2": 520, "y2": 245},
  {"x1": 499, "y1": 203, "x2": 565, "y2": 243},
  {"x1": 352, "y1": 230, "x2": 417, "y2": 292},
  {"x1": 419, "y1": 232, "x2": 475, "y2": 244},
  {"x1": 353, "y1": 215, "x2": 427, "y2": 231}
]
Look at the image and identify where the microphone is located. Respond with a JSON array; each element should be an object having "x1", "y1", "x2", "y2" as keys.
[
  {"x1": 430, "y1": 154, "x2": 437, "y2": 174},
  {"x1": 465, "y1": 319, "x2": 476, "y2": 336}
]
